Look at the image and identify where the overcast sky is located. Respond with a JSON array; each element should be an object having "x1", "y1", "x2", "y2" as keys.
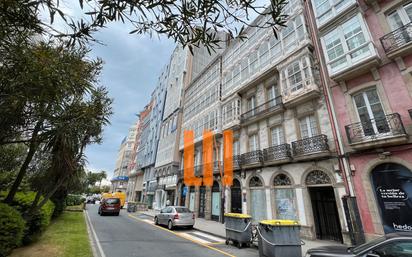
[{"x1": 84, "y1": 23, "x2": 175, "y2": 178}]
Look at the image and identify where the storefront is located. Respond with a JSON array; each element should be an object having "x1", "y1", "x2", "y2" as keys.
[
  {"x1": 211, "y1": 181, "x2": 221, "y2": 221},
  {"x1": 371, "y1": 163, "x2": 412, "y2": 234}
]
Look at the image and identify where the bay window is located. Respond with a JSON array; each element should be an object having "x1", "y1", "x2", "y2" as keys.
[
  {"x1": 312, "y1": 0, "x2": 356, "y2": 27},
  {"x1": 322, "y1": 14, "x2": 375, "y2": 75}
]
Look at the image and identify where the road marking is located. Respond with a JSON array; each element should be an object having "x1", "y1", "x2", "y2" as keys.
[
  {"x1": 192, "y1": 231, "x2": 225, "y2": 242},
  {"x1": 128, "y1": 215, "x2": 234, "y2": 257},
  {"x1": 178, "y1": 232, "x2": 211, "y2": 244},
  {"x1": 85, "y1": 210, "x2": 107, "y2": 257}
]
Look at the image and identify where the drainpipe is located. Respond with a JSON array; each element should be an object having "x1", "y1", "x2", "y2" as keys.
[
  {"x1": 303, "y1": 0, "x2": 365, "y2": 245},
  {"x1": 303, "y1": 0, "x2": 354, "y2": 197}
]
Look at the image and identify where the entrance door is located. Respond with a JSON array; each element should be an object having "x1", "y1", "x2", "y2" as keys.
[
  {"x1": 231, "y1": 180, "x2": 242, "y2": 213},
  {"x1": 211, "y1": 181, "x2": 221, "y2": 221},
  {"x1": 189, "y1": 187, "x2": 195, "y2": 212},
  {"x1": 309, "y1": 187, "x2": 343, "y2": 242},
  {"x1": 199, "y1": 186, "x2": 206, "y2": 218}
]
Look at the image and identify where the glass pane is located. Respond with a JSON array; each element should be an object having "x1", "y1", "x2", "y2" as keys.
[
  {"x1": 251, "y1": 189, "x2": 267, "y2": 221},
  {"x1": 405, "y1": 3, "x2": 412, "y2": 22},
  {"x1": 299, "y1": 117, "x2": 309, "y2": 138},
  {"x1": 274, "y1": 189, "x2": 297, "y2": 220},
  {"x1": 271, "y1": 126, "x2": 284, "y2": 146},
  {"x1": 388, "y1": 11, "x2": 404, "y2": 30}
]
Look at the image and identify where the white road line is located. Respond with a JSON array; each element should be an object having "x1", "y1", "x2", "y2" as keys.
[
  {"x1": 85, "y1": 211, "x2": 107, "y2": 257},
  {"x1": 177, "y1": 232, "x2": 212, "y2": 244},
  {"x1": 192, "y1": 231, "x2": 225, "y2": 242}
]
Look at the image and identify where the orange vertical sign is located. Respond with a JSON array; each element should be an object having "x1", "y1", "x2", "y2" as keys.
[
  {"x1": 183, "y1": 130, "x2": 233, "y2": 187},
  {"x1": 202, "y1": 131, "x2": 213, "y2": 187},
  {"x1": 223, "y1": 130, "x2": 233, "y2": 187},
  {"x1": 183, "y1": 130, "x2": 195, "y2": 186}
]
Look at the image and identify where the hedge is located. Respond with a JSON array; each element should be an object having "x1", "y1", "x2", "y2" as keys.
[
  {"x1": 65, "y1": 194, "x2": 85, "y2": 206},
  {"x1": 0, "y1": 203, "x2": 25, "y2": 257},
  {"x1": 0, "y1": 192, "x2": 55, "y2": 244}
]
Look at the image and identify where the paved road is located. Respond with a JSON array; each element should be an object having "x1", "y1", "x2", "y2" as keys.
[{"x1": 85, "y1": 204, "x2": 259, "y2": 257}]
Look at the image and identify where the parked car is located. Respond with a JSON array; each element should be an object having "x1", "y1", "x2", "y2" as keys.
[
  {"x1": 154, "y1": 206, "x2": 195, "y2": 230},
  {"x1": 305, "y1": 232, "x2": 412, "y2": 257},
  {"x1": 98, "y1": 198, "x2": 121, "y2": 216}
]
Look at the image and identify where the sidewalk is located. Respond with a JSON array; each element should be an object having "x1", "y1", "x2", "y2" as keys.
[{"x1": 136, "y1": 210, "x2": 344, "y2": 254}]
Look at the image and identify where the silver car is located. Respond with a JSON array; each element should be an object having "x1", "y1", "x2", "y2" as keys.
[{"x1": 154, "y1": 206, "x2": 195, "y2": 230}]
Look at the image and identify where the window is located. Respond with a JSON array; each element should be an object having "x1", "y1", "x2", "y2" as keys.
[
  {"x1": 248, "y1": 134, "x2": 259, "y2": 151},
  {"x1": 233, "y1": 64, "x2": 241, "y2": 83},
  {"x1": 322, "y1": 14, "x2": 373, "y2": 74},
  {"x1": 353, "y1": 87, "x2": 389, "y2": 136},
  {"x1": 271, "y1": 126, "x2": 284, "y2": 146},
  {"x1": 287, "y1": 61, "x2": 303, "y2": 92},
  {"x1": 249, "y1": 52, "x2": 259, "y2": 73},
  {"x1": 270, "y1": 36, "x2": 282, "y2": 59},
  {"x1": 233, "y1": 139, "x2": 240, "y2": 155},
  {"x1": 266, "y1": 84, "x2": 279, "y2": 107},
  {"x1": 312, "y1": 0, "x2": 355, "y2": 26},
  {"x1": 371, "y1": 241, "x2": 412, "y2": 257},
  {"x1": 247, "y1": 95, "x2": 256, "y2": 113},
  {"x1": 259, "y1": 41, "x2": 270, "y2": 67},
  {"x1": 299, "y1": 115, "x2": 318, "y2": 138},
  {"x1": 241, "y1": 57, "x2": 249, "y2": 81},
  {"x1": 387, "y1": 3, "x2": 412, "y2": 30}
]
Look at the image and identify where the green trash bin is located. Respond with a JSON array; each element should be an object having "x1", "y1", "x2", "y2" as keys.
[
  {"x1": 224, "y1": 213, "x2": 252, "y2": 248},
  {"x1": 257, "y1": 220, "x2": 302, "y2": 257}
]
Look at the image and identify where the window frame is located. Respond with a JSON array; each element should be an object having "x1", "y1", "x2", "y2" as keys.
[{"x1": 321, "y1": 13, "x2": 375, "y2": 75}]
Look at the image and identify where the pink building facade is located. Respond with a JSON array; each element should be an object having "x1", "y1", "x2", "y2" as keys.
[{"x1": 307, "y1": 0, "x2": 412, "y2": 241}]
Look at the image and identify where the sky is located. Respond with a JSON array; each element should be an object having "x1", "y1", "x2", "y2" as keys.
[{"x1": 84, "y1": 23, "x2": 175, "y2": 178}]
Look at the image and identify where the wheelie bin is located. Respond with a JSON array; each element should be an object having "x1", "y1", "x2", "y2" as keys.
[{"x1": 224, "y1": 213, "x2": 252, "y2": 248}]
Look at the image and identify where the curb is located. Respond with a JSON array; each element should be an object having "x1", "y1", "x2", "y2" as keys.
[
  {"x1": 83, "y1": 210, "x2": 100, "y2": 257},
  {"x1": 137, "y1": 212, "x2": 226, "y2": 240}
]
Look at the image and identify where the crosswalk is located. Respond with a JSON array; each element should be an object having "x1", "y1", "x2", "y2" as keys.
[{"x1": 139, "y1": 217, "x2": 225, "y2": 245}]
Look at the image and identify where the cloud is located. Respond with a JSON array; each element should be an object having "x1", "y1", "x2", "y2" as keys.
[{"x1": 84, "y1": 22, "x2": 175, "y2": 178}]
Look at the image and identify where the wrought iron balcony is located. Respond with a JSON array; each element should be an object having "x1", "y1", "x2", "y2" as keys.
[
  {"x1": 345, "y1": 113, "x2": 406, "y2": 144},
  {"x1": 381, "y1": 22, "x2": 412, "y2": 53},
  {"x1": 241, "y1": 150, "x2": 263, "y2": 166},
  {"x1": 291, "y1": 134, "x2": 329, "y2": 156},
  {"x1": 240, "y1": 96, "x2": 283, "y2": 123},
  {"x1": 263, "y1": 143, "x2": 292, "y2": 163},
  {"x1": 233, "y1": 155, "x2": 242, "y2": 170}
]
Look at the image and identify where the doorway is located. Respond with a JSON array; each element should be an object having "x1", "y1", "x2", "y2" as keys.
[
  {"x1": 199, "y1": 186, "x2": 206, "y2": 218},
  {"x1": 211, "y1": 181, "x2": 221, "y2": 221},
  {"x1": 231, "y1": 179, "x2": 242, "y2": 213},
  {"x1": 309, "y1": 187, "x2": 343, "y2": 242}
]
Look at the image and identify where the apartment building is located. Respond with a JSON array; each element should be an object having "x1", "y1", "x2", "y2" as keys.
[
  {"x1": 154, "y1": 42, "x2": 226, "y2": 210},
  {"x1": 111, "y1": 124, "x2": 138, "y2": 192},
  {"x1": 126, "y1": 119, "x2": 144, "y2": 202},
  {"x1": 176, "y1": 1, "x2": 357, "y2": 244},
  {"x1": 306, "y1": 0, "x2": 412, "y2": 241}
]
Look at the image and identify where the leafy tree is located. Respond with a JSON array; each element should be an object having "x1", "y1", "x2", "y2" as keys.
[
  {"x1": 1, "y1": 0, "x2": 288, "y2": 50},
  {"x1": 1, "y1": 41, "x2": 112, "y2": 204}
]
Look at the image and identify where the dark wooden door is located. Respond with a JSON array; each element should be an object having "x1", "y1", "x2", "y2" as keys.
[
  {"x1": 199, "y1": 186, "x2": 206, "y2": 218},
  {"x1": 231, "y1": 180, "x2": 242, "y2": 213},
  {"x1": 309, "y1": 187, "x2": 343, "y2": 242}
]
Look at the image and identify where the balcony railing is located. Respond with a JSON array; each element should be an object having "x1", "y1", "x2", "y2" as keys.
[
  {"x1": 241, "y1": 150, "x2": 263, "y2": 166},
  {"x1": 233, "y1": 155, "x2": 242, "y2": 169},
  {"x1": 263, "y1": 143, "x2": 292, "y2": 162},
  {"x1": 291, "y1": 134, "x2": 329, "y2": 156},
  {"x1": 381, "y1": 22, "x2": 412, "y2": 53},
  {"x1": 345, "y1": 113, "x2": 406, "y2": 144},
  {"x1": 240, "y1": 96, "x2": 283, "y2": 122}
]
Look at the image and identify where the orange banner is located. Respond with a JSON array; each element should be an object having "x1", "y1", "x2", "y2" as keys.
[
  {"x1": 183, "y1": 130, "x2": 233, "y2": 187},
  {"x1": 202, "y1": 131, "x2": 213, "y2": 187},
  {"x1": 223, "y1": 130, "x2": 233, "y2": 186}
]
